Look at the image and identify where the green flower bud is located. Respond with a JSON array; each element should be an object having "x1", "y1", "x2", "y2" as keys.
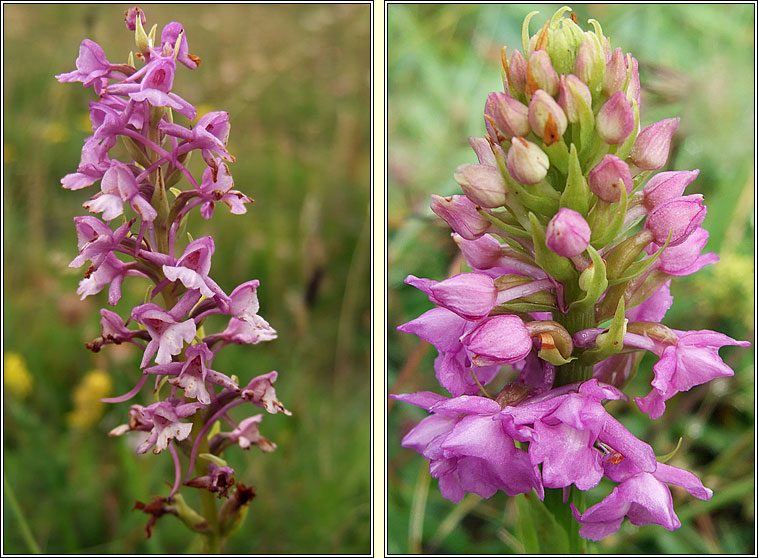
[
  {"x1": 219, "y1": 483, "x2": 256, "y2": 537},
  {"x1": 546, "y1": 7, "x2": 586, "y2": 75},
  {"x1": 574, "y1": 32, "x2": 606, "y2": 98}
]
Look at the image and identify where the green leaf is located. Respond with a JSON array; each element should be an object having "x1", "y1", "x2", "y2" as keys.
[
  {"x1": 570, "y1": 244, "x2": 608, "y2": 311},
  {"x1": 542, "y1": 138, "x2": 570, "y2": 174},
  {"x1": 539, "y1": 344, "x2": 575, "y2": 365},
  {"x1": 590, "y1": 183, "x2": 628, "y2": 248},
  {"x1": 502, "y1": 167, "x2": 561, "y2": 217},
  {"x1": 607, "y1": 235, "x2": 670, "y2": 285},
  {"x1": 517, "y1": 491, "x2": 570, "y2": 554},
  {"x1": 580, "y1": 296, "x2": 627, "y2": 364},
  {"x1": 198, "y1": 453, "x2": 228, "y2": 468},
  {"x1": 478, "y1": 209, "x2": 532, "y2": 239},
  {"x1": 560, "y1": 143, "x2": 591, "y2": 216},
  {"x1": 658, "y1": 437, "x2": 683, "y2": 463},
  {"x1": 515, "y1": 493, "x2": 539, "y2": 554},
  {"x1": 573, "y1": 85, "x2": 596, "y2": 153}
]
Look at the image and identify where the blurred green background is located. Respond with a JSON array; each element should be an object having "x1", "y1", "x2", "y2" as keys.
[
  {"x1": 388, "y1": 3, "x2": 754, "y2": 555},
  {"x1": 3, "y1": 4, "x2": 370, "y2": 554}
]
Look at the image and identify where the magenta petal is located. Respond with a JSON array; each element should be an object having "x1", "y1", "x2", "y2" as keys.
[
  {"x1": 626, "y1": 280, "x2": 673, "y2": 322},
  {"x1": 400, "y1": 414, "x2": 457, "y2": 460},
  {"x1": 618, "y1": 473, "x2": 680, "y2": 530},
  {"x1": 435, "y1": 464, "x2": 465, "y2": 503},
  {"x1": 430, "y1": 194, "x2": 493, "y2": 240},
  {"x1": 652, "y1": 462, "x2": 713, "y2": 501},
  {"x1": 460, "y1": 315, "x2": 532, "y2": 367},
  {"x1": 390, "y1": 391, "x2": 448, "y2": 412},
  {"x1": 531, "y1": 421, "x2": 603, "y2": 490},
  {"x1": 397, "y1": 307, "x2": 467, "y2": 353},
  {"x1": 433, "y1": 351, "x2": 476, "y2": 396},
  {"x1": 630, "y1": 118, "x2": 680, "y2": 171},
  {"x1": 645, "y1": 194, "x2": 706, "y2": 246},
  {"x1": 573, "y1": 491, "x2": 629, "y2": 541},
  {"x1": 643, "y1": 169, "x2": 700, "y2": 209},
  {"x1": 635, "y1": 390, "x2": 666, "y2": 420},
  {"x1": 427, "y1": 273, "x2": 498, "y2": 320},
  {"x1": 599, "y1": 414, "x2": 657, "y2": 472},
  {"x1": 431, "y1": 395, "x2": 501, "y2": 416},
  {"x1": 130, "y1": 195, "x2": 158, "y2": 222}
]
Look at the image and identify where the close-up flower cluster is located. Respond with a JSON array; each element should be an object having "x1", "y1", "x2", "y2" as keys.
[
  {"x1": 55, "y1": 7, "x2": 289, "y2": 549},
  {"x1": 391, "y1": 6, "x2": 751, "y2": 550}
]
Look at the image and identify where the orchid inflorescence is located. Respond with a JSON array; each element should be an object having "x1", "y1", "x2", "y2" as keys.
[
  {"x1": 57, "y1": 7, "x2": 288, "y2": 544},
  {"x1": 393, "y1": 7, "x2": 750, "y2": 543}
]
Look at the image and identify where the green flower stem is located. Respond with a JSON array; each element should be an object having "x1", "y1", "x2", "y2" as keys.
[
  {"x1": 544, "y1": 487, "x2": 586, "y2": 554},
  {"x1": 193, "y1": 412, "x2": 223, "y2": 553},
  {"x1": 554, "y1": 304, "x2": 596, "y2": 386},
  {"x1": 3, "y1": 473, "x2": 42, "y2": 554}
]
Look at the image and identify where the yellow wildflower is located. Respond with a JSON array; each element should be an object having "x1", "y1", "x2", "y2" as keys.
[
  {"x1": 3, "y1": 352, "x2": 33, "y2": 399},
  {"x1": 68, "y1": 369, "x2": 113, "y2": 430}
]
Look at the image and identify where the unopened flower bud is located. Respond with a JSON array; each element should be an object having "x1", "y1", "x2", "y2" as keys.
[
  {"x1": 454, "y1": 164, "x2": 507, "y2": 208},
  {"x1": 406, "y1": 272, "x2": 498, "y2": 321},
  {"x1": 626, "y1": 55, "x2": 641, "y2": 109},
  {"x1": 507, "y1": 137, "x2": 549, "y2": 185},
  {"x1": 603, "y1": 47, "x2": 627, "y2": 96},
  {"x1": 430, "y1": 194, "x2": 492, "y2": 240},
  {"x1": 484, "y1": 92, "x2": 530, "y2": 140},
  {"x1": 546, "y1": 7, "x2": 586, "y2": 75},
  {"x1": 546, "y1": 208, "x2": 591, "y2": 257},
  {"x1": 460, "y1": 315, "x2": 532, "y2": 366},
  {"x1": 630, "y1": 118, "x2": 679, "y2": 171},
  {"x1": 508, "y1": 49, "x2": 528, "y2": 97},
  {"x1": 558, "y1": 74, "x2": 592, "y2": 123},
  {"x1": 643, "y1": 169, "x2": 700, "y2": 210},
  {"x1": 124, "y1": 7, "x2": 146, "y2": 31},
  {"x1": 452, "y1": 233, "x2": 502, "y2": 270},
  {"x1": 574, "y1": 35, "x2": 605, "y2": 95},
  {"x1": 644, "y1": 193, "x2": 706, "y2": 246},
  {"x1": 218, "y1": 483, "x2": 256, "y2": 536},
  {"x1": 588, "y1": 154, "x2": 633, "y2": 203},
  {"x1": 596, "y1": 91, "x2": 634, "y2": 144},
  {"x1": 468, "y1": 136, "x2": 496, "y2": 167},
  {"x1": 528, "y1": 89, "x2": 568, "y2": 144},
  {"x1": 526, "y1": 50, "x2": 559, "y2": 97}
]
